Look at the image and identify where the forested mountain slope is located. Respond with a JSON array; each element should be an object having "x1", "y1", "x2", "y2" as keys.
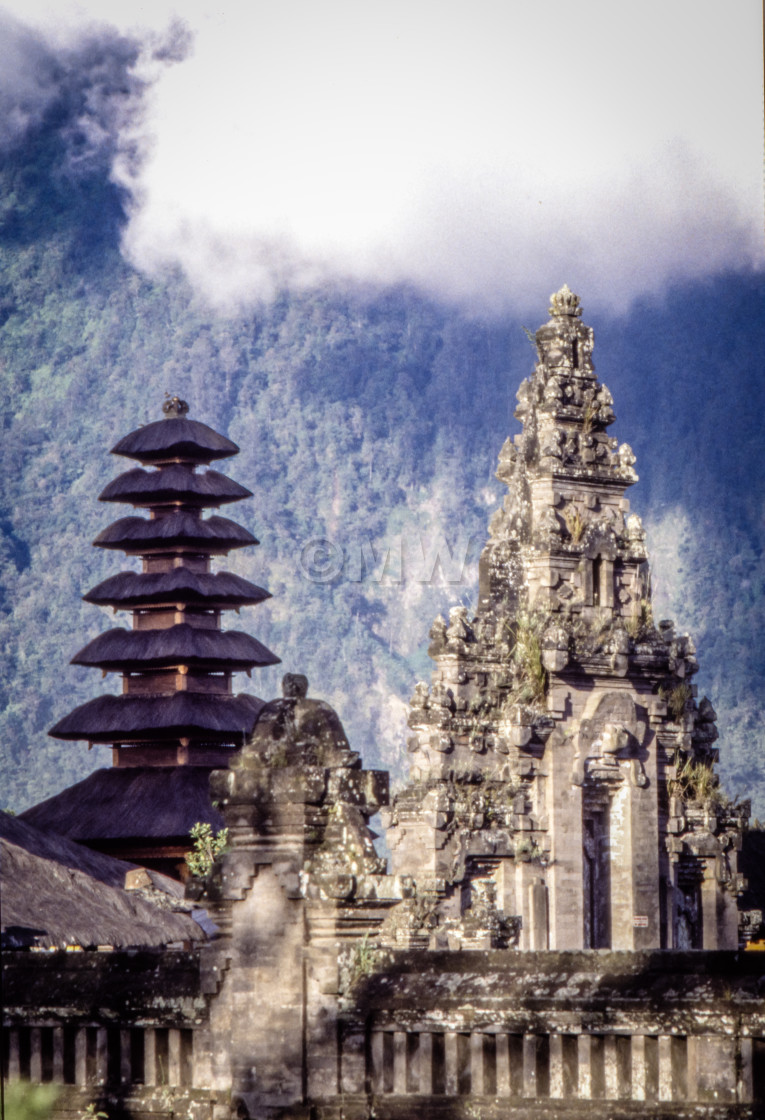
[{"x1": 2, "y1": 71, "x2": 764, "y2": 812}]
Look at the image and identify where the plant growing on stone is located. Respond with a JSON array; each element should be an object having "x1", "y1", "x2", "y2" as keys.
[
  {"x1": 508, "y1": 611, "x2": 547, "y2": 704},
  {"x1": 661, "y1": 682, "x2": 693, "y2": 723},
  {"x1": 589, "y1": 608, "x2": 613, "y2": 644},
  {"x1": 521, "y1": 325, "x2": 539, "y2": 352},
  {"x1": 626, "y1": 598, "x2": 653, "y2": 640},
  {"x1": 81, "y1": 1106, "x2": 108, "y2": 1120},
  {"x1": 341, "y1": 933, "x2": 380, "y2": 991},
  {"x1": 672, "y1": 757, "x2": 723, "y2": 806},
  {"x1": 514, "y1": 836, "x2": 543, "y2": 861},
  {"x1": 563, "y1": 505, "x2": 587, "y2": 544},
  {"x1": 581, "y1": 399, "x2": 596, "y2": 435},
  {"x1": 185, "y1": 822, "x2": 229, "y2": 877}
]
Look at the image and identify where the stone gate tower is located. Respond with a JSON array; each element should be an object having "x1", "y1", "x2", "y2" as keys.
[{"x1": 386, "y1": 285, "x2": 746, "y2": 952}]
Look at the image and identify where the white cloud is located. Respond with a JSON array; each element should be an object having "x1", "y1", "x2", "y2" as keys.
[{"x1": 2, "y1": 0, "x2": 763, "y2": 312}]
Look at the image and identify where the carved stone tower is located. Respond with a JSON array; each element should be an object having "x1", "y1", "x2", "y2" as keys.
[{"x1": 385, "y1": 285, "x2": 746, "y2": 951}]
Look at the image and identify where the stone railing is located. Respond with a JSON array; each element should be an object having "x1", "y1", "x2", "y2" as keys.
[
  {"x1": 1, "y1": 949, "x2": 216, "y2": 1119},
  {"x1": 2, "y1": 1024, "x2": 195, "y2": 1089},
  {"x1": 333, "y1": 948, "x2": 765, "y2": 1111},
  {"x1": 338, "y1": 1027, "x2": 751, "y2": 1103}
]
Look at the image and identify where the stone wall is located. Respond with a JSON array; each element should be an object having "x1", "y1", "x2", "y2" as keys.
[
  {"x1": 2, "y1": 949, "x2": 219, "y2": 1120},
  {"x1": 329, "y1": 949, "x2": 765, "y2": 1114},
  {"x1": 7, "y1": 948, "x2": 765, "y2": 1118}
]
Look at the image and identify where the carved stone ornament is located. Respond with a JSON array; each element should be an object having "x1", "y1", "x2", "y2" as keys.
[
  {"x1": 548, "y1": 283, "x2": 582, "y2": 318},
  {"x1": 162, "y1": 394, "x2": 189, "y2": 417}
]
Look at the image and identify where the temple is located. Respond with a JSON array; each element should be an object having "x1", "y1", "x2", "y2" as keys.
[
  {"x1": 386, "y1": 282, "x2": 745, "y2": 952},
  {"x1": 22, "y1": 396, "x2": 278, "y2": 874},
  {"x1": 4, "y1": 292, "x2": 765, "y2": 1118}
]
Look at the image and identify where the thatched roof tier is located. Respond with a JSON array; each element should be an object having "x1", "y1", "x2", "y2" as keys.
[
  {"x1": 49, "y1": 691, "x2": 263, "y2": 742},
  {"x1": 2, "y1": 812, "x2": 149, "y2": 889},
  {"x1": 83, "y1": 568, "x2": 271, "y2": 609},
  {"x1": 1, "y1": 813, "x2": 206, "y2": 949},
  {"x1": 93, "y1": 512, "x2": 257, "y2": 554},
  {"x1": 112, "y1": 416, "x2": 239, "y2": 465},
  {"x1": 72, "y1": 624, "x2": 280, "y2": 670},
  {"x1": 20, "y1": 767, "x2": 224, "y2": 841},
  {"x1": 99, "y1": 466, "x2": 252, "y2": 508},
  {"x1": 1, "y1": 842, "x2": 205, "y2": 949}
]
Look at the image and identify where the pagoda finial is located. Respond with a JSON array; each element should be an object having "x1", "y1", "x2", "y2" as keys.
[
  {"x1": 548, "y1": 284, "x2": 581, "y2": 319},
  {"x1": 162, "y1": 395, "x2": 189, "y2": 418}
]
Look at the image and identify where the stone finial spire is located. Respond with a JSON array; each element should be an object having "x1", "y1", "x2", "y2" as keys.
[
  {"x1": 548, "y1": 283, "x2": 582, "y2": 318},
  {"x1": 162, "y1": 394, "x2": 190, "y2": 418}
]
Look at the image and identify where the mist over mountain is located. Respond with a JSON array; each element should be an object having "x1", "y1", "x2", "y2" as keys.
[{"x1": 1, "y1": 18, "x2": 764, "y2": 814}]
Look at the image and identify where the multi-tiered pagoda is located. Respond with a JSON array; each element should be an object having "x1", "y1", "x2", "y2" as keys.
[{"x1": 23, "y1": 397, "x2": 278, "y2": 875}]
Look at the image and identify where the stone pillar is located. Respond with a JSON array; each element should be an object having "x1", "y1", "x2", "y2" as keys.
[
  {"x1": 419, "y1": 1032, "x2": 433, "y2": 1095},
  {"x1": 444, "y1": 1032, "x2": 459, "y2": 1096},
  {"x1": 74, "y1": 1028, "x2": 87, "y2": 1087},
  {"x1": 340, "y1": 1030, "x2": 365, "y2": 1094},
  {"x1": 658, "y1": 1035, "x2": 673, "y2": 1101},
  {"x1": 692, "y1": 1036, "x2": 737, "y2": 1102},
  {"x1": 528, "y1": 879, "x2": 549, "y2": 949},
  {"x1": 514, "y1": 861, "x2": 533, "y2": 950},
  {"x1": 686, "y1": 1034, "x2": 698, "y2": 1101},
  {"x1": 95, "y1": 1028, "x2": 107, "y2": 1086},
  {"x1": 470, "y1": 1033, "x2": 484, "y2": 1095},
  {"x1": 168, "y1": 1029, "x2": 181, "y2": 1087},
  {"x1": 305, "y1": 936, "x2": 340, "y2": 1100},
  {"x1": 604, "y1": 1035, "x2": 618, "y2": 1099},
  {"x1": 547, "y1": 730, "x2": 584, "y2": 949},
  {"x1": 393, "y1": 1032, "x2": 407, "y2": 1094},
  {"x1": 701, "y1": 862, "x2": 739, "y2": 950},
  {"x1": 701, "y1": 871, "x2": 720, "y2": 949},
  {"x1": 523, "y1": 1034, "x2": 537, "y2": 1098},
  {"x1": 631, "y1": 1034, "x2": 646, "y2": 1101},
  {"x1": 610, "y1": 763, "x2": 660, "y2": 950},
  {"x1": 30, "y1": 1028, "x2": 42, "y2": 1083},
  {"x1": 370, "y1": 1032, "x2": 385, "y2": 1093},
  {"x1": 52, "y1": 1028, "x2": 64, "y2": 1085},
  {"x1": 740, "y1": 1037, "x2": 753, "y2": 1102},
  {"x1": 577, "y1": 1034, "x2": 592, "y2": 1099},
  {"x1": 549, "y1": 1034, "x2": 564, "y2": 1098},
  {"x1": 601, "y1": 559, "x2": 615, "y2": 609},
  {"x1": 8, "y1": 1028, "x2": 20, "y2": 1081},
  {"x1": 496, "y1": 1034, "x2": 511, "y2": 1096},
  {"x1": 667, "y1": 858, "x2": 681, "y2": 948},
  {"x1": 225, "y1": 864, "x2": 306, "y2": 1111},
  {"x1": 496, "y1": 860, "x2": 517, "y2": 924},
  {"x1": 144, "y1": 1029, "x2": 156, "y2": 1087}
]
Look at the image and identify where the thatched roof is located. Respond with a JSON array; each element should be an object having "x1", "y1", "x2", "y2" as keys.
[
  {"x1": 100, "y1": 465, "x2": 252, "y2": 508},
  {"x1": 1, "y1": 813, "x2": 207, "y2": 950},
  {"x1": 19, "y1": 767, "x2": 225, "y2": 842},
  {"x1": 83, "y1": 568, "x2": 271, "y2": 609},
  {"x1": 111, "y1": 416, "x2": 239, "y2": 465},
  {"x1": 72, "y1": 624, "x2": 280, "y2": 671},
  {"x1": 49, "y1": 691, "x2": 263, "y2": 742},
  {"x1": 93, "y1": 512, "x2": 256, "y2": 554}
]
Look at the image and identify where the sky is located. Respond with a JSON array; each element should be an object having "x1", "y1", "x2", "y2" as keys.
[{"x1": 0, "y1": 0, "x2": 762, "y2": 313}]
